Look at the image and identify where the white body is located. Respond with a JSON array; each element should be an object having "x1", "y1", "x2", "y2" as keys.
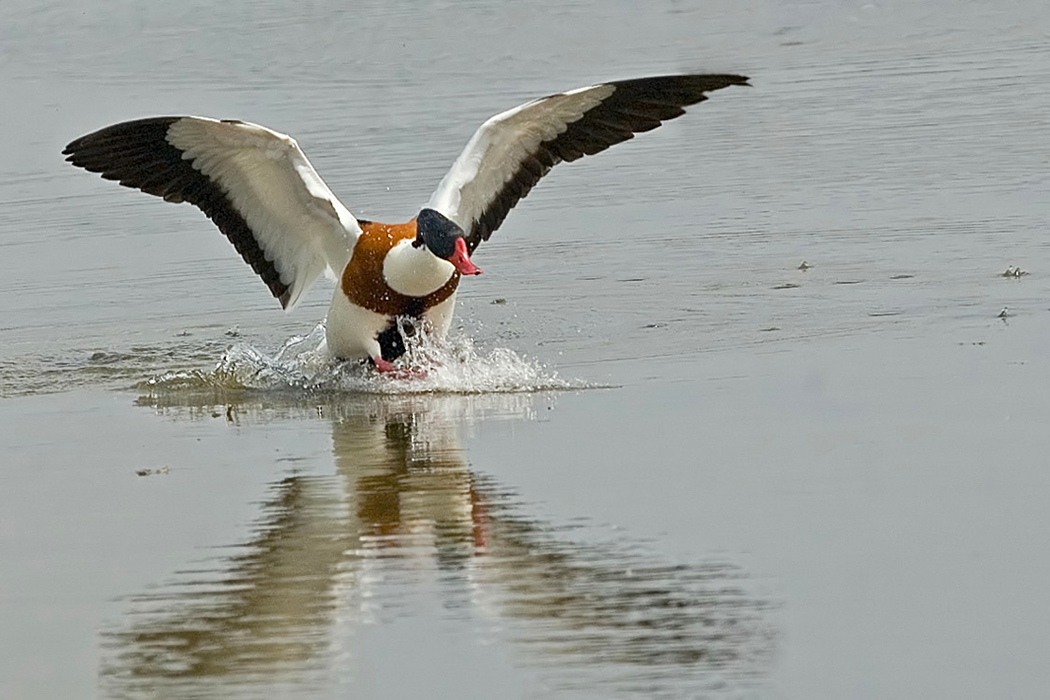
[{"x1": 326, "y1": 289, "x2": 458, "y2": 361}]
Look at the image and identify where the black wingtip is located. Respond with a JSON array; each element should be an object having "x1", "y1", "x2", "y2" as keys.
[
  {"x1": 663, "y1": 73, "x2": 751, "y2": 92},
  {"x1": 689, "y1": 73, "x2": 751, "y2": 89},
  {"x1": 62, "y1": 141, "x2": 81, "y2": 162},
  {"x1": 678, "y1": 72, "x2": 749, "y2": 84},
  {"x1": 605, "y1": 73, "x2": 751, "y2": 105}
]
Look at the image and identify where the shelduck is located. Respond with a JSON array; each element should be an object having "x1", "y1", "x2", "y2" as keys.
[{"x1": 64, "y1": 73, "x2": 748, "y2": 372}]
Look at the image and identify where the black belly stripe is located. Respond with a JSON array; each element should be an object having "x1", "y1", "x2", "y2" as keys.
[
  {"x1": 63, "y1": 117, "x2": 291, "y2": 307},
  {"x1": 376, "y1": 314, "x2": 423, "y2": 362},
  {"x1": 376, "y1": 322, "x2": 407, "y2": 362}
]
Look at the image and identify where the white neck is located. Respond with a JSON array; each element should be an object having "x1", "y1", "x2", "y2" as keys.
[{"x1": 383, "y1": 239, "x2": 456, "y2": 297}]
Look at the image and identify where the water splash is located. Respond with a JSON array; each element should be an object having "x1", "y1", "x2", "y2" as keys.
[{"x1": 143, "y1": 323, "x2": 594, "y2": 395}]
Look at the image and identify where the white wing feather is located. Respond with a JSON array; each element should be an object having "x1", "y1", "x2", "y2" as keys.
[{"x1": 166, "y1": 118, "x2": 361, "y2": 309}]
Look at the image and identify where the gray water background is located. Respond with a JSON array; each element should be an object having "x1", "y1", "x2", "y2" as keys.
[{"x1": 2, "y1": 1, "x2": 1050, "y2": 698}]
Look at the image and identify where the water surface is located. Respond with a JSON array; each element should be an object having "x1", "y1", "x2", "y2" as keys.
[{"x1": 2, "y1": 0, "x2": 1050, "y2": 698}]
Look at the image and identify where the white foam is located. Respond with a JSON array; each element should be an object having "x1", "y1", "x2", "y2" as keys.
[{"x1": 145, "y1": 323, "x2": 593, "y2": 395}]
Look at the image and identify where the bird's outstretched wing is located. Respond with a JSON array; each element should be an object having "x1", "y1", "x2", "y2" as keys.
[
  {"x1": 64, "y1": 117, "x2": 362, "y2": 309},
  {"x1": 425, "y1": 74, "x2": 749, "y2": 254}
]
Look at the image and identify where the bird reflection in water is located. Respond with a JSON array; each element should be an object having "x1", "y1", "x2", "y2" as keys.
[{"x1": 104, "y1": 393, "x2": 774, "y2": 697}]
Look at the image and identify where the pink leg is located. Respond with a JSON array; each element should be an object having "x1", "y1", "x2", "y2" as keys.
[
  {"x1": 371, "y1": 356, "x2": 427, "y2": 379},
  {"x1": 372, "y1": 356, "x2": 397, "y2": 373}
]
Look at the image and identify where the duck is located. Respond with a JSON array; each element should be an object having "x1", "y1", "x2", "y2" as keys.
[{"x1": 63, "y1": 73, "x2": 748, "y2": 372}]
